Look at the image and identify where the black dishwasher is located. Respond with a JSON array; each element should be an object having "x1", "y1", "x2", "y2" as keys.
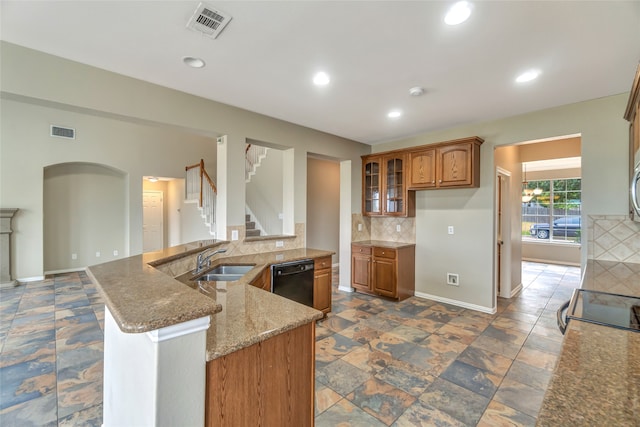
[{"x1": 271, "y1": 259, "x2": 314, "y2": 307}]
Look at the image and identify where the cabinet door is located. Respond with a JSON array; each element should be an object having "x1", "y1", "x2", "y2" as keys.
[
  {"x1": 363, "y1": 157, "x2": 382, "y2": 215},
  {"x1": 409, "y1": 149, "x2": 436, "y2": 189},
  {"x1": 351, "y1": 249, "x2": 372, "y2": 291},
  {"x1": 384, "y1": 156, "x2": 405, "y2": 215},
  {"x1": 372, "y1": 257, "x2": 396, "y2": 298},
  {"x1": 313, "y1": 269, "x2": 332, "y2": 313},
  {"x1": 438, "y1": 143, "x2": 473, "y2": 187}
]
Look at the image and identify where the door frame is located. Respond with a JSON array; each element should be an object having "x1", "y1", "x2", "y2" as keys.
[{"x1": 495, "y1": 167, "x2": 512, "y2": 301}]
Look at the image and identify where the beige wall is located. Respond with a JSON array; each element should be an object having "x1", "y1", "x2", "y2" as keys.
[
  {"x1": 375, "y1": 94, "x2": 628, "y2": 311},
  {"x1": 0, "y1": 42, "x2": 369, "y2": 279}
]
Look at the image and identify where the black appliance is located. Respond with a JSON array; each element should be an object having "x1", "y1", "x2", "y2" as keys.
[
  {"x1": 271, "y1": 259, "x2": 314, "y2": 307},
  {"x1": 557, "y1": 288, "x2": 640, "y2": 334}
]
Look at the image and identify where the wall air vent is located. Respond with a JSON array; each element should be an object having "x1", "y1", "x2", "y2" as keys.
[
  {"x1": 50, "y1": 125, "x2": 75, "y2": 140},
  {"x1": 186, "y1": 2, "x2": 232, "y2": 39}
]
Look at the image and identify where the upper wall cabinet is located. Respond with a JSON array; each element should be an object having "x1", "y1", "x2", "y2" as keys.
[
  {"x1": 408, "y1": 137, "x2": 483, "y2": 190},
  {"x1": 362, "y1": 153, "x2": 415, "y2": 217},
  {"x1": 362, "y1": 137, "x2": 482, "y2": 216}
]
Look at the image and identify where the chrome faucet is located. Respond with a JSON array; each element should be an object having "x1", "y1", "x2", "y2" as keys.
[{"x1": 195, "y1": 248, "x2": 227, "y2": 273}]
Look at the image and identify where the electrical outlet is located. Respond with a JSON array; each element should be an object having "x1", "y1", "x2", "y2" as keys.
[
  {"x1": 113, "y1": 250, "x2": 119, "y2": 256},
  {"x1": 278, "y1": 212, "x2": 284, "y2": 220},
  {"x1": 275, "y1": 254, "x2": 284, "y2": 261},
  {"x1": 447, "y1": 273, "x2": 459, "y2": 286},
  {"x1": 357, "y1": 223, "x2": 363, "y2": 231},
  {"x1": 231, "y1": 230, "x2": 239, "y2": 241},
  {"x1": 275, "y1": 240, "x2": 284, "y2": 248},
  {"x1": 71, "y1": 253, "x2": 77, "y2": 260},
  {"x1": 448, "y1": 226, "x2": 454, "y2": 235},
  {"x1": 396, "y1": 224, "x2": 401, "y2": 232},
  {"x1": 96, "y1": 251, "x2": 101, "y2": 258}
]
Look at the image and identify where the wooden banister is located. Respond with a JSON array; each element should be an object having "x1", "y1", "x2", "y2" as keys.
[{"x1": 185, "y1": 158, "x2": 216, "y2": 209}]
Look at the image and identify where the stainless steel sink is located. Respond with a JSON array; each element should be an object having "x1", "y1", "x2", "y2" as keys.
[{"x1": 192, "y1": 264, "x2": 254, "y2": 282}]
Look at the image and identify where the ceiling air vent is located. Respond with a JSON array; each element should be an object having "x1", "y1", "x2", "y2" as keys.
[
  {"x1": 50, "y1": 125, "x2": 75, "y2": 140},
  {"x1": 186, "y1": 2, "x2": 232, "y2": 39}
]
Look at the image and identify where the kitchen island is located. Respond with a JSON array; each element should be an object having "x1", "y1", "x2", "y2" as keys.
[
  {"x1": 536, "y1": 260, "x2": 640, "y2": 426},
  {"x1": 88, "y1": 240, "x2": 329, "y2": 427}
]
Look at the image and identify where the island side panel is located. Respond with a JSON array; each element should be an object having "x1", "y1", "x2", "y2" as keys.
[{"x1": 205, "y1": 322, "x2": 315, "y2": 427}]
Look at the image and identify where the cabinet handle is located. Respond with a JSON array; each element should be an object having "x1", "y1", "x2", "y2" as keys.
[
  {"x1": 439, "y1": 180, "x2": 442, "y2": 183},
  {"x1": 432, "y1": 180, "x2": 435, "y2": 184}
]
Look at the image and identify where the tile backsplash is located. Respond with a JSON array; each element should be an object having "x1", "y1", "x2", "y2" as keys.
[
  {"x1": 352, "y1": 213, "x2": 415, "y2": 243},
  {"x1": 588, "y1": 215, "x2": 640, "y2": 263}
]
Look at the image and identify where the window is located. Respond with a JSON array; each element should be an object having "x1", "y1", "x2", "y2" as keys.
[{"x1": 522, "y1": 178, "x2": 581, "y2": 243}]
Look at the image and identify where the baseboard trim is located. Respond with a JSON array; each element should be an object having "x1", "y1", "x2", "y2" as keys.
[
  {"x1": 509, "y1": 283, "x2": 523, "y2": 298},
  {"x1": 338, "y1": 284, "x2": 354, "y2": 293},
  {"x1": 414, "y1": 291, "x2": 496, "y2": 315},
  {"x1": 522, "y1": 257, "x2": 580, "y2": 267},
  {"x1": 44, "y1": 267, "x2": 87, "y2": 275},
  {"x1": 16, "y1": 275, "x2": 46, "y2": 283}
]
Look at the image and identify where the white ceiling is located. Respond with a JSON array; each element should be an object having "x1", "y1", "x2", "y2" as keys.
[{"x1": 1, "y1": 1, "x2": 639, "y2": 145}]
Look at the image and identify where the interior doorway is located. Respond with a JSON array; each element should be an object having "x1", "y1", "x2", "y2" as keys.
[
  {"x1": 143, "y1": 190, "x2": 163, "y2": 252},
  {"x1": 306, "y1": 155, "x2": 340, "y2": 264}
]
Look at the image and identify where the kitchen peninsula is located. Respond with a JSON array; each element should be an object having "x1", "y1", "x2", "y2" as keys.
[
  {"x1": 87, "y1": 240, "x2": 330, "y2": 427},
  {"x1": 536, "y1": 260, "x2": 640, "y2": 426}
]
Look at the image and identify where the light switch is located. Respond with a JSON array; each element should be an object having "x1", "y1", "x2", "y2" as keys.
[
  {"x1": 396, "y1": 224, "x2": 401, "y2": 232},
  {"x1": 231, "y1": 230, "x2": 239, "y2": 241}
]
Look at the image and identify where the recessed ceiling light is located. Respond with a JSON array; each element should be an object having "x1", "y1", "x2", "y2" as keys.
[
  {"x1": 516, "y1": 69, "x2": 541, "y2": 83},
  {"x1": 313, "y1": 71, "x2": 330, "y2": 86},
  {"x1": 387, "y1": 110, "x2": 402, "y2": 119},
  {"x1": 445, "y1": 1, "x2": 472, "y2": 25},
  {"x1": 183, "y1": 56, "x2": 206, "y2": 68},
  {"x1": 148, "y1": 177, "x2": 159, "y2": 182}
]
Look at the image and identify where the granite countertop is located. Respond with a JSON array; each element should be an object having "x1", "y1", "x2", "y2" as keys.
[
  {"x1": 87, "y1": 241, "x2": 329, "y2": 361},
  {"x1": 537, "y1": 259, "x2": 640, "y2": 426},
  {"x1": 352, "y1": 239, "x2": 416, "y2": 249}
]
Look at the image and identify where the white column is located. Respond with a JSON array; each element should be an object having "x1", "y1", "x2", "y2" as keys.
[
  {"x1": 103, "y1": 308, "x2": 210, "y2": 427},
  {"x1": 339, "y1": 161, "x2": 354, "y2": 292}
]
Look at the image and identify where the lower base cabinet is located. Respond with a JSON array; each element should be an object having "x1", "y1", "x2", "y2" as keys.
[
  {"x1": 351, "y1": 243, "x2": 415, "y2": 300},
  {"x1": 313, "y1": 256, "x2": 332, "y2": 314},
  {"x1": 205, "y1": 322, "x2": 315, "y2": 427}
]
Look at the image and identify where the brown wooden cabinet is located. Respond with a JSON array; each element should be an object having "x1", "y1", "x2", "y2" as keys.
[
  {"x1": 205, "y1": 322, "x2": 314, "y2": 427},
  {"x1": 249, "y1": 267, "x2": 270, "y2": 291},
  {"x1": 351, "y1": 243, "x2": 415, "y2": 301},
  {"x1": 362, "y1": 153, "x2": 415, "y2": 217},
  {"x1": 313, "y1": 256, "x2": 332, "y2": 314},
  {"x1": 408, "y1": 137, "x2": 483, "y2": 190},
  {"x1": 351, "y1": 244, "x2": 372, "y2": 292}
]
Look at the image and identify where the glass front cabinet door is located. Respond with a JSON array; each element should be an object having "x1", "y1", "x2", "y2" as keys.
[
  {"x1": 363, "y1": 157, "x2": 382, "y2": 215},
  {"x1": 362, "y1": 153, "x2": 413, "y2": 217}
]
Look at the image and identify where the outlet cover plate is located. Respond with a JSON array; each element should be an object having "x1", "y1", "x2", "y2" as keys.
[{"x1": 447, "y1": 273, "x2": 459, "y2": 286}]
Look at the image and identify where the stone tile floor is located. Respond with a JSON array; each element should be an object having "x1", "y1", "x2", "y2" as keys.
[{"x1": 0, "y1": 261, "x2": 579, "y2": 426}]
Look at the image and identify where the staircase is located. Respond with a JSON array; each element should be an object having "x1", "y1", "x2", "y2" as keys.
[
  {"x1": 245, "y1": 214, "x2": 260, "y2": 237},
  {"x1": 185, "y1": 159, "x2": 216, "y2": 235}
]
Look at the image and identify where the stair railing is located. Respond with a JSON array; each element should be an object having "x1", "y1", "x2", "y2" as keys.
[{"x1": 185, "y1": 159, "x2": 217, "y2": 227}]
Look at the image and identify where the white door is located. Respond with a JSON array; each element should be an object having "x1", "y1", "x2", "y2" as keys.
[{"x1": 143, "y1": 191, "x2": 163, "y2": 252}]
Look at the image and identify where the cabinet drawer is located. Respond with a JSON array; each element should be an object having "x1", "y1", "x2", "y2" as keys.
[
  {"x1": 373, "y1": 247, "x2": 396, "y2": 259},
  {"x1": 314, "y1": 256, "x2": 332, "y2": 270},
  {"x1": 352, "y1": 245, "x2": 372, "y2": 255}
]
